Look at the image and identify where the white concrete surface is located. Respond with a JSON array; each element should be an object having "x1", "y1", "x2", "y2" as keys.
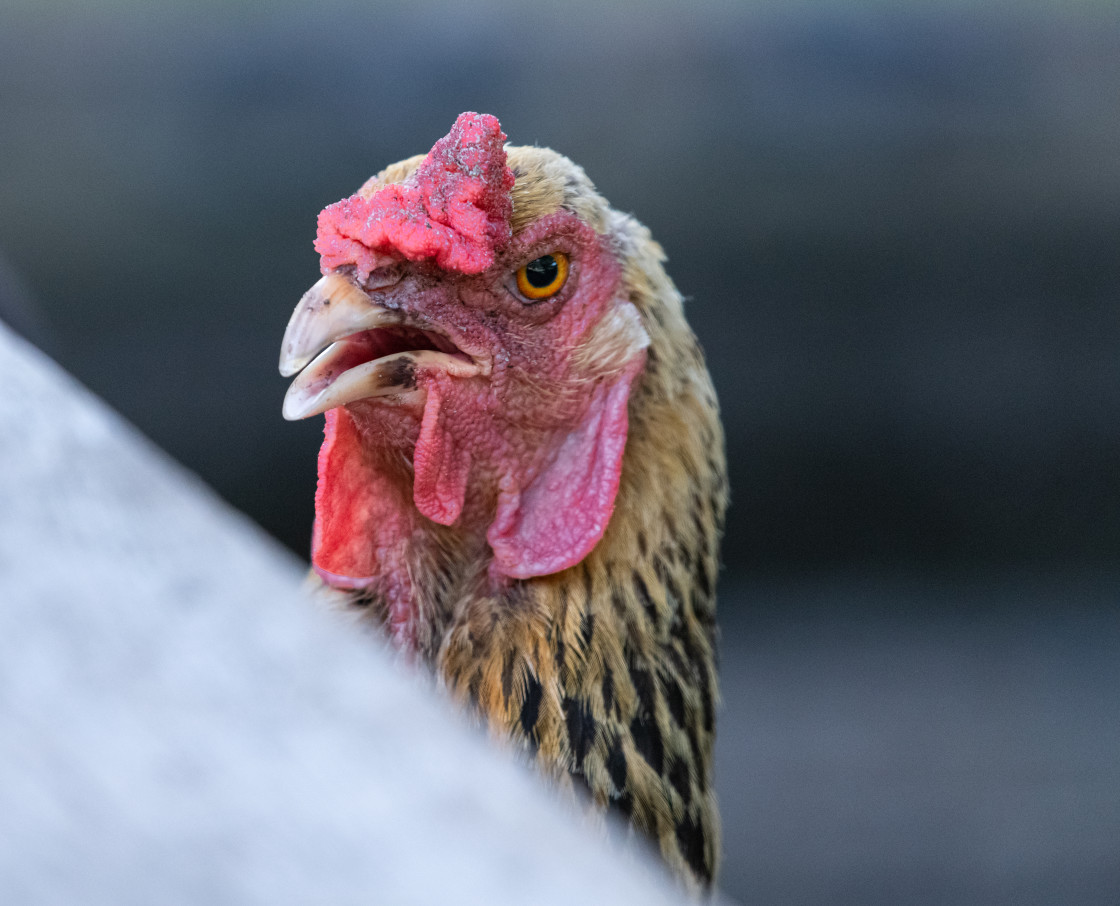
[{"x1": 0, "y1": 321, "x2": 697, "y2": 905}]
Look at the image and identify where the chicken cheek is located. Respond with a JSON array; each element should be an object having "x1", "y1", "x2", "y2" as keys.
[{"x1": 487, "y1": 357, "x2": 644, "y2": 579}]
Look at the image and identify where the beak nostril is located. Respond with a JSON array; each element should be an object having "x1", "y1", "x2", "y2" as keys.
[{"x1": 361, "y1": 265, "x2": 403, "y2": 293}]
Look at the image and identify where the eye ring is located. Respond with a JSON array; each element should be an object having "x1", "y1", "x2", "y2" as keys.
[{"x1": 515, "y1": 252, "x2": 569, "y2": 301}]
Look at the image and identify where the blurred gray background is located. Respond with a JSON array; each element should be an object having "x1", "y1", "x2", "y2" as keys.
[{"x1": 1, "y1": 1, "x2": 1117, "y2": 903}]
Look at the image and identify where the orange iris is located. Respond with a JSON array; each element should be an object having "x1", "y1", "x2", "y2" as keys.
[{"x1": 515, "y1": 252, "x2": 569, "y2": 301}]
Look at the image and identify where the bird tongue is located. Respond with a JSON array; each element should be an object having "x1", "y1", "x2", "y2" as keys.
[{"x1": 314, "y1": 112, "x2": 515, "y2": 281}]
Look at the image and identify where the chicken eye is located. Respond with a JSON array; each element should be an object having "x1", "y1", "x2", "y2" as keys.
[{"x1": 515, "y1": 252, "x2": 569, "y2": 301}]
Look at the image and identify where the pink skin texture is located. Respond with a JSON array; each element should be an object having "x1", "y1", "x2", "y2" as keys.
[{"x1": 307, "y1": 113, "x2": 645, "y2": 641}]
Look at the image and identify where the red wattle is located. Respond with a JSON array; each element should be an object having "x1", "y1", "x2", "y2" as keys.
[
  {"x1": 311, "y1": 407, "x2": 412, "y2": 586},
  {"x1": 412, "y1": 379, "x2": 472, "y2": 526}
]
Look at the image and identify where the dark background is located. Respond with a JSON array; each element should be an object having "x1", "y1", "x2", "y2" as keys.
[{"x1": 2, "y1": 2, "x2": 1117, "y2": 903}]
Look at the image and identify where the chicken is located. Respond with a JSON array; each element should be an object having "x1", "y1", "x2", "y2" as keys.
[{"x1": 279, "y1": 113, "x2": 727, "y2": 889}]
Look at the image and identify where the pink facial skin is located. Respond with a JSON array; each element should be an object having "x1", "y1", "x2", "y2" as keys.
[{"x1": 307, "y1": 115, "x2": 646, "y2": 647}]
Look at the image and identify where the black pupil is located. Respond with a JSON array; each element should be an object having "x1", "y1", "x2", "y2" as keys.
[{"x1": 525, "y1": 255, "x2": 558, "y2": 288}]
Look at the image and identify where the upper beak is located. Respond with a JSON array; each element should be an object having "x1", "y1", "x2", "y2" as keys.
[
  {"x1": 279, "y1": 272, "x2": 482, "y2": 421},
  {"x1": 279, "y1": 273, "x2": 405, "y2": 378}
]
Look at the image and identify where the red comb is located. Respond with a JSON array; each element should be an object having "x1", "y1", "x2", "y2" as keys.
[{"x1": 314, "y1": 112, "x2": 515, "y2": 278}]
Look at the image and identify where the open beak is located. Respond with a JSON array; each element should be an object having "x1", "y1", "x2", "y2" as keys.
[{"x1": 279, "y1": 273, "x2": 482, "y2": 421}]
